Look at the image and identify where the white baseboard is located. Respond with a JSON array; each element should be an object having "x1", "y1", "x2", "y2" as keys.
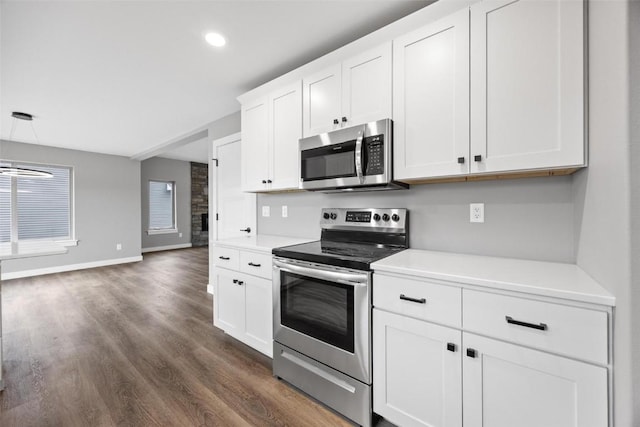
[
  {"x1": 207, "y1": 284, "x2": 214, "y2": 295},
  {"x1": 142, "y1": 243, "x2": 192, "y2": 253},
  {"x1": 1, "y1": 256, "x2": 144, "y2": 280}
]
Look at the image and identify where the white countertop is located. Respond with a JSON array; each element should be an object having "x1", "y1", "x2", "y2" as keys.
[
  {"x1": 0, "y1": 241, "x2": 68, "y2": 261},
  {"x1": 372, "y1": 249, "x2": 615, "y2": 307},
  {"x1": 214, "y1": 234, "x2": 316, "y2": 254}
]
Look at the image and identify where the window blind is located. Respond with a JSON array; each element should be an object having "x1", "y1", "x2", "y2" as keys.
[
  {"x1": 149, "y1": 181, "x2": 175, "y2": 229},
  {"x1": 0, "y1": 173, "x2": 10, "y2": 243},
  {"x1": 16, "y1": 165, "x2": 71, "y2": 240}
]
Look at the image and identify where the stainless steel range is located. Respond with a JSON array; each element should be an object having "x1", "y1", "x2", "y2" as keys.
[{"x1": 272, "y1": 208, "x2": 408, "y2": 426}]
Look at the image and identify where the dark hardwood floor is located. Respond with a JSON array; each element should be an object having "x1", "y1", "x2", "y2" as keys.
[{"x1": 0, "y1": 247, "x2": 353, "y2": 426}]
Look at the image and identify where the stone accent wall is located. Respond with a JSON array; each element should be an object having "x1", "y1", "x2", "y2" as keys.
[{"x1": 191, "y1": 162, "x2": 208, "y2": 247}]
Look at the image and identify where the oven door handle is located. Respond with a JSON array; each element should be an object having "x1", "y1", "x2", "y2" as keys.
[
  {"x1": 273, "y1": 259, "x2": 368, "y2": 286},
  {"x1": 354, "y1": 126, "x2": 365, "y2": 184}
]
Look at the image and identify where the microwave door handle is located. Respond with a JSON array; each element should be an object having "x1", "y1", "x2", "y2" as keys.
[{"x1": 354, "y1": 127, "x2": 365, "y2": 184}]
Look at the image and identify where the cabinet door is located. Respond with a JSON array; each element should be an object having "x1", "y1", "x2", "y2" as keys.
[
  {"x1": 393, "y1": 9, "x2": 470, "y2": 180},
  {"x1": 240, "y1": 98, "x2": 269, "y2": 192},
  {"x1": 269, "y1": 81, "x2": 302, "y2": 191},
  {"x1": 373, "y1": 309, "x2": 462, "y2": 427},
  {"x1": 214, "y1": 269, "x2": 245, "y2": 339},
  {"x1": 243, "y1": 276, "x2": 273, "y2": 357},
  {"x1": 303, "y1": 64, "x2": 341, "y2": 137},
  {"x1": 470, "y1": 0, "x2": 585, "y2": 173},
  {"x1": 341, "y1": 42, "x2": 392, "y2": 128},
  {"x1": 462, "y1": 333, "x2": 608, "y2": 427}
]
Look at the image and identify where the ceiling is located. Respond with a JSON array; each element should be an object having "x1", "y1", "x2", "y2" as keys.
[{"x1": 1, "y1": 0, "x2": 430, "y2": 161}]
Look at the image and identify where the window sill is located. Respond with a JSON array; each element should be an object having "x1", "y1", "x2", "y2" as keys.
[
  {"x1": 147, "y1": 229, "x2": 178, "y2": 236},
  {"x1": 56, "y1": 239, "x2": 79, "y2": 247}
]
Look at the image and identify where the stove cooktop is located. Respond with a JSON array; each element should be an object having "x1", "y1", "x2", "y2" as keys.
[{"x1": 272, "y1": 240, "x2": 406, "y2": 271}]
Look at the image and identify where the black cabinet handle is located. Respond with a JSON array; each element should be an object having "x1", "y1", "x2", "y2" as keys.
[
  {"x1": 474, "y1": 155, "x2": 482, "y2": 162},
  {"x1": 262, "y1": 180, "x2": 267, "y2": 184},
  {"x1": 466, "y1": 348, "x2": 477, "y2": 358},
  {"x1": 237, "y1": 281, "x2": 244, "y2": 286},
  {"x1": 267, "y1": 179, "x2": 272, "y2": 184},
  {"x1": 240, "y1": 227, "x2": 251, "y2": 233},
  {"x1": 399, "y1": 294, "x2": 426, "y2": 304},
  {"x1": 219, "y1": 256, "x2": 230, "y2": 260},
  {"x1": 457, "y1": 157, "x2": 465, "y2": 164},
  {"x1": 341, "y1": 116, "x2": 347, "y2": 123},
  {"x1": 333, "y1": 119, "x2": 339, "y2": 125},
  {"x1": 232, "y1": 279, "x2": 238, "y2": 284},
  {"x1": 447, "y1": 343, "x2": 457, "y2": 352},
  {"x1": 248, "y1": 262, "x2": 261, "y2": 267},
  {"x1": 505, "y1": 316, "x2": 548, "y2": 331}
]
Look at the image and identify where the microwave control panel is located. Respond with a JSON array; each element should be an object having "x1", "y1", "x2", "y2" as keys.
[{"x1": 364, "y1": 135, "x2": 384, "y2": 175}]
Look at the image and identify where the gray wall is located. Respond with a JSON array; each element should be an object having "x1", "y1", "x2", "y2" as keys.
[
  {"x1": 207, "y1": 111, "x2": 240, "y2": 142},
  {"x1": 141, "y1": 157, "x2": 191, "y2": 250},
  {"x1": 258, "y1": 176, "x2": 575, "y2": 263},
  {"x1": 1, "y1": 140, "x2": 141, "y2": 274}
]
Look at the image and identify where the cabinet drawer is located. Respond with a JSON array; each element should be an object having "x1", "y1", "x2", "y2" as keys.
[
  {"x1": 463, "y1": 290, "x2": 608, "y2": 365},
  {"x1": 212, "y1": 247, "x2": 239, "y2": 270},
  {"x1": 239, "y1": 251, "x2": 273, "y2": 279},
  {"x1": 373, "y1": 274, "x2": 461, "y2": 328}
]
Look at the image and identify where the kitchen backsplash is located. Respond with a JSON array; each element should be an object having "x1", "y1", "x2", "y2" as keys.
[{"x1": 258, "y1": 176, "x2": 574, "y2": 263}]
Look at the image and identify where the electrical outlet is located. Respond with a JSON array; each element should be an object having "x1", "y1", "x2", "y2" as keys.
[
  {"x1": 179, "y1": 232, "x2": 182, "y2": 238},
  {"x1": 262, "y1": 206, "x2": 270, "y2": 217},
  {"x1": 470, "y1": 203, "x2": 485, "y2": 223},
  {"x1": 282, "y1": 205, "x2": 288, "y2": 218},
  {"x1": 116, "y1": 243, "x2": 122, "y2": 250}
]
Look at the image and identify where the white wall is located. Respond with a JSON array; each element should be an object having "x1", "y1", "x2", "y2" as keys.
[
  {"x1": 0, "y1": 140, "x2": 142, "y2": 276},
  {"x1": 141, "y1": 157, "x2": 191, "y2": 251}
]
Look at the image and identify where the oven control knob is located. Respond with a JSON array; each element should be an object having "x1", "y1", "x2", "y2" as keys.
[
  {"x1": 373, "y1": 213, "x2": 381, "y2": 221},
  {"x1": 382, "y1": 213, "x2": 390, "y2": 222},
  {"x1": 330, "y1": 212, "x2": 337, "y2": 220},
  {"x1": 392, "y1": 214, "x2": 400, "y2": 222},
  {"x1": 323, "y1": 212, "x2": 330, "y2": 220}
]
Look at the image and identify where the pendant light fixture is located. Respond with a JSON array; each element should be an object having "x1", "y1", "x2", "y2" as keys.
[{"x1": 0, "y1": 112, "x2": 53, "y2": 178}]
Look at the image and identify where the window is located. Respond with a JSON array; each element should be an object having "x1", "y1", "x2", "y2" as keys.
[
  {"x1": 0, "y1": 162, "x2": 74, "y2": 244},
  {"x1": 148, "y1": 180, "x2": 176, "y2": 234}
]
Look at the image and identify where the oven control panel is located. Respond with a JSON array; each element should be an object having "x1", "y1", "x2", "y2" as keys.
[{"x1": 320, "y1": 208, "x2": 407, "y2": 231}]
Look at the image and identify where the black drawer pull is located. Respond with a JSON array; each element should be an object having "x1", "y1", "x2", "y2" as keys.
[
  {"x1": 248, "y1": 262, "x2": 261, "y2": 267},
  {"x1": 457, "y1": 157, "x2": 465, "y2": 164},
  {"x1": 399, "y1": 294, "x2": 426, "y2": 304},
  {"x1": 232, "y1": 279, "x2": 238, "y2": 284},
  {"x1": 474, "y1": 155, "x2": 482, "y2": 162},
  {"x1": 219, "y1": 256, "x2": 230, "y2": 260},
  {"x1": 505, "y1": 316, "x2": 548, "y2": 331},
  {"x1": 237, "y1": 281, "x2": 244, "y2": 286},
  {"x1": 447, "y1": 343, "x2": 457, "y2": 352},
  {"x1": 466, "y1": 348, "x2": 477, "y2": 358}
]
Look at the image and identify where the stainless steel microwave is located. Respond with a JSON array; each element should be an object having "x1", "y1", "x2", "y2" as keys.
[{"x1": 299, "y1": 118, "x2": 408, "y2": 192}]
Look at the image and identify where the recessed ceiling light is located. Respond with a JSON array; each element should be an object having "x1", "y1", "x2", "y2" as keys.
[{"x1": 205, "y1": 32, "x2": 226, "y2": 47}]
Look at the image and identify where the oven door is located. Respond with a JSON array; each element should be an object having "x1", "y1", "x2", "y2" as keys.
[{"x1": 273, "y1": 257, "x2": 371, "y2": 383}]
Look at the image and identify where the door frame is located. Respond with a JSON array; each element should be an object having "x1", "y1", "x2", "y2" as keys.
[{"x1": 208, "y1": 132, "x2": 257, "y2": 293}]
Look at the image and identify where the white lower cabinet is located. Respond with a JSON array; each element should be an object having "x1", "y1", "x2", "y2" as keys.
[
  {"x1": 213, "y1": 248, "x2": 273, "y2": 357},
  {"x1": 373, "y1": 273, "x2": 611, "y2": 427},
  {"x1": 373, "y1": 309, "x2": 462, "y2": 427},
  {"x1": 462, "y1": 332, "x2": 608, "y2": 427}
]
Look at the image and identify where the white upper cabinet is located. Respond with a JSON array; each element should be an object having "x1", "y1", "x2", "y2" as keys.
[
  {"x1": 269, "y1": 81, "x2": 302, "y2": 191},
  {"x1": 341, "y1": 43, "x2": 392, "y2": 129},
  {"x1": 241, "y1": 98, "x2": 269, "y2": 192},
  {"x1": 394, "y1": 0, "x2": 585, "y2": 181},
  {"x1": 241, "y1": 81, "x2": 302, "y2": 192},
  {"x1": 470, "y1": 0, "x2": 585, "y2": 174},
  {"x1": 303, "y1": 42, "x2": 392, "y2": 137},
  {"x1": 394, "y1": 9, "x2": 470, "y2": 180}
]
